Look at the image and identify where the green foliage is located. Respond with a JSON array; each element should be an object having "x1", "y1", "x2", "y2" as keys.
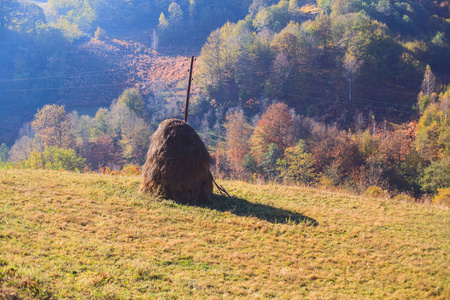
[
  {"x1": 420, "y1": 157, "x2": 450, "y2": 193},
  {"x1": 304, "y1": 14, "x2": 332, "y2": 55},
  {"x1": 0, "y1": 144, "x2": 8, "y2": 163},
  {"x1": 242, "y1": 153, "x2": 259, "y2": 175},
  {"x1": 277, "y1": 140, "x2": 316, "y2": 184},
  {"x1": 365, "y1": 185, "x2": 385, "y2": 198},
  {"x1": 91, "y1": 108, "x2": 110, "y2": 138},
  {"x1": 54, "y1": 17, "x2": 85, "y2": 42},
  {"x1": 168, "y1": 2, "x2": 183, "y2": 27},
  {"x1": 416, "y1": 86, "x2": 450, "y2": 161},
  {"x1": 330, "y1": 0, "x2": 361, "y2": 16},
  {"x1": 0, "y1": 1, "x2": 72, "y2": 146},
  {"x1": 119, "y1": 116, "x2": 151, "y2": 165},
  {"x1": 69, "y1": 99, "x2": 152, "y2": 168},
  {"x1": 22, "y1": 147, "x2": 86, "y2": 171},
  {"x1": 48, "y1": 0, "x2": 96, "y2": 31},
  {"x1": 417, "y1": 92, "x2": 430, "y2": 113},
  {"x1": 0, "y1": 0, "x2": 45, "y2": 32},
  {"x1": 116, "y1": 88, "x2": 145, "y2": 118},
  {"x1": 317, "y1": 0, "x2": 332, "y2": 14},
  {"x1": 260, "y1": 143, "x2": 282, "y2": 181},
  {"x1": 431, "y1": 31, "x2": 446, "y2": 48},
  {"x1": 253, "y1": 1, "x2": 290, "y2": 32},
  {"x1": 158, "y1": 12, "x2": 169, "y2": 29}
]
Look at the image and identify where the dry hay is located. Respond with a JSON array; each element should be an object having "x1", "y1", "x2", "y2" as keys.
[{"x1": 140, "y1": 119, "x2": 213, "y2": 204}]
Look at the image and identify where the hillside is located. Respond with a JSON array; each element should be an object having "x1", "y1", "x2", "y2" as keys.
[
  {"x1": 76, "y1": 38, "x2": 195, "y2": 96},
  {"x1": 1, "y1": 170, "x2": 449, "y2": 299},
  {"x1": 0, "y1": 36, "x2": 194, "y2": 146}
]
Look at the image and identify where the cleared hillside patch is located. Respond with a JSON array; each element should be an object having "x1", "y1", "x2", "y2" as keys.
[{"x1": 0, "y1": 170, "x2": 449, "y2": 299}]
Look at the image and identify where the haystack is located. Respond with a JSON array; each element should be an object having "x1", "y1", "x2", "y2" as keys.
[{"x1": 140, "y1": 119, "x2": 213, "y2": 204}]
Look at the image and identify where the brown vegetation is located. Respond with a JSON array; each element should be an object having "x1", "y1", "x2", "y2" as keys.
[
  {"x1": 140, "y1": 119, "x2": 213, "y2": 204},
  {"x1": 79, "y1": 39, "x2": 196, "y2": 94}
]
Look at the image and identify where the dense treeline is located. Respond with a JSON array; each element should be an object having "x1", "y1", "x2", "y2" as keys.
[
  {"x1": 1, "y1": 67, "x2": 448, "y2": 205},
  {"x1": 0, "y1": 77, "x2": 448, "y2": 205},
  {"x1": 2, "y1": 88, "x2": 151, "y2": 171},
  {"x1": 212, "y1": 70, "x2": 449, "y2": 204},
  {"x1": 197, "y1": 0, "x2": 450, "y2": 125}
]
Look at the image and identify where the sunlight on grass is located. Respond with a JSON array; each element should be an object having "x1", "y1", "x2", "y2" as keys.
[{"x1": 1, "y1": 170, "x2": 449, "y2": 299}]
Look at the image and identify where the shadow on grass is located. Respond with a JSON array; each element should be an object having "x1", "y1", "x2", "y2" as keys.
[{"x1": 203, "y1": 194, "x2": 318, "y2": 226}]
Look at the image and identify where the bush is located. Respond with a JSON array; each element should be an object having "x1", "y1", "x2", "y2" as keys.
[
  {"x1": 22, "y1": 147, "x2": 86, "y2": 171},
  {"x1": 433, "y1": 188, "x2": 450, "y2": 207},
  {"x1": 420, "y1": 157, "x2": 450, "y2": 193},
  {"x1": 365, "y1": 186, "x2": 386, "y2": 198}
]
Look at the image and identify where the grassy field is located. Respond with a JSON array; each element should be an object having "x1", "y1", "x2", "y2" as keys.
[{"x1": 0, "y1": 170, "x2": 449, "y2": 299}]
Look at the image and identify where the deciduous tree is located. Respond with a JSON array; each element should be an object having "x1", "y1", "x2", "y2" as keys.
[
  {"x1": 250, "y1": 102, "x2": 294, "y2": 163},
  {"x1": 31, "y1": 104, "x2": 74, "y2": 149},
  {"x1": 421, "y1": 65, "x2": 436, "y2": 98},
  {"x1": 343, "y1": 52, "x2": 363, "y2": 103},
  {"x1": 117, "y1": 88, "x2": 145, "y2": 118},
  {"x1": 277, "y1": 140, "x2": 316, "y2": 184},
  {"x1": 224, "y1": 108, "x2": 252, "y2": 178}
]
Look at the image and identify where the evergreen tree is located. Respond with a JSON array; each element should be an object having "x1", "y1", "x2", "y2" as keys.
[{"x1": 260, "y1": 143, "x2": 282, "y2": 181}]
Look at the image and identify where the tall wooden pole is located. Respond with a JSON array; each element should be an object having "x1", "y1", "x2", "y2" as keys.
[{"x1": 184, "y1": 56, "x2": 195, "y2": 123}]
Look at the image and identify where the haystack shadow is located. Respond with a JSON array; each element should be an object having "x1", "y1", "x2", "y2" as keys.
[{"x1": 203, "y1": 194, "x2": 318, "y2": 226}]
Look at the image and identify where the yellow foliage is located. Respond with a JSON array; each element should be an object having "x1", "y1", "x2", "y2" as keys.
[
  {"x1": 433, "y1": 188, "x2": 450, "y2": 207},
  {"x1": 319, "y1": 176, "x2": 335, "y2": 187},
  {"x1": 365, "y1": 186, "x2": 385, "y2": 198},
  {"x1": 300, "y1": 4, "x2": 320, "y2": 14}
]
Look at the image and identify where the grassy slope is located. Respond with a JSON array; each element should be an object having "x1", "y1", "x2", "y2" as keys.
[{"x1": 0, "y1": 170, "x2": 448, "y2": 299}]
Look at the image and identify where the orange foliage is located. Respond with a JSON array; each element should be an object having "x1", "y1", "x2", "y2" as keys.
[
  {"x1": 379, "y1": 122, "x2": 417, "y2": 166},
  {"x1": 309, "y1": 125, "x2": 363, "y2": 182},
  {"x1": 99, "y1": 165, "x2": 140, "y2": 176},
  {"x1": 212, "y1": 141, "x2": 231, "y2": 178},
  {"x1": 250, "y1": 102, "x2": 295, "y2": 163},
  {"x1": 224, "y1": 109, "x2": 252, "y2": 178}
]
